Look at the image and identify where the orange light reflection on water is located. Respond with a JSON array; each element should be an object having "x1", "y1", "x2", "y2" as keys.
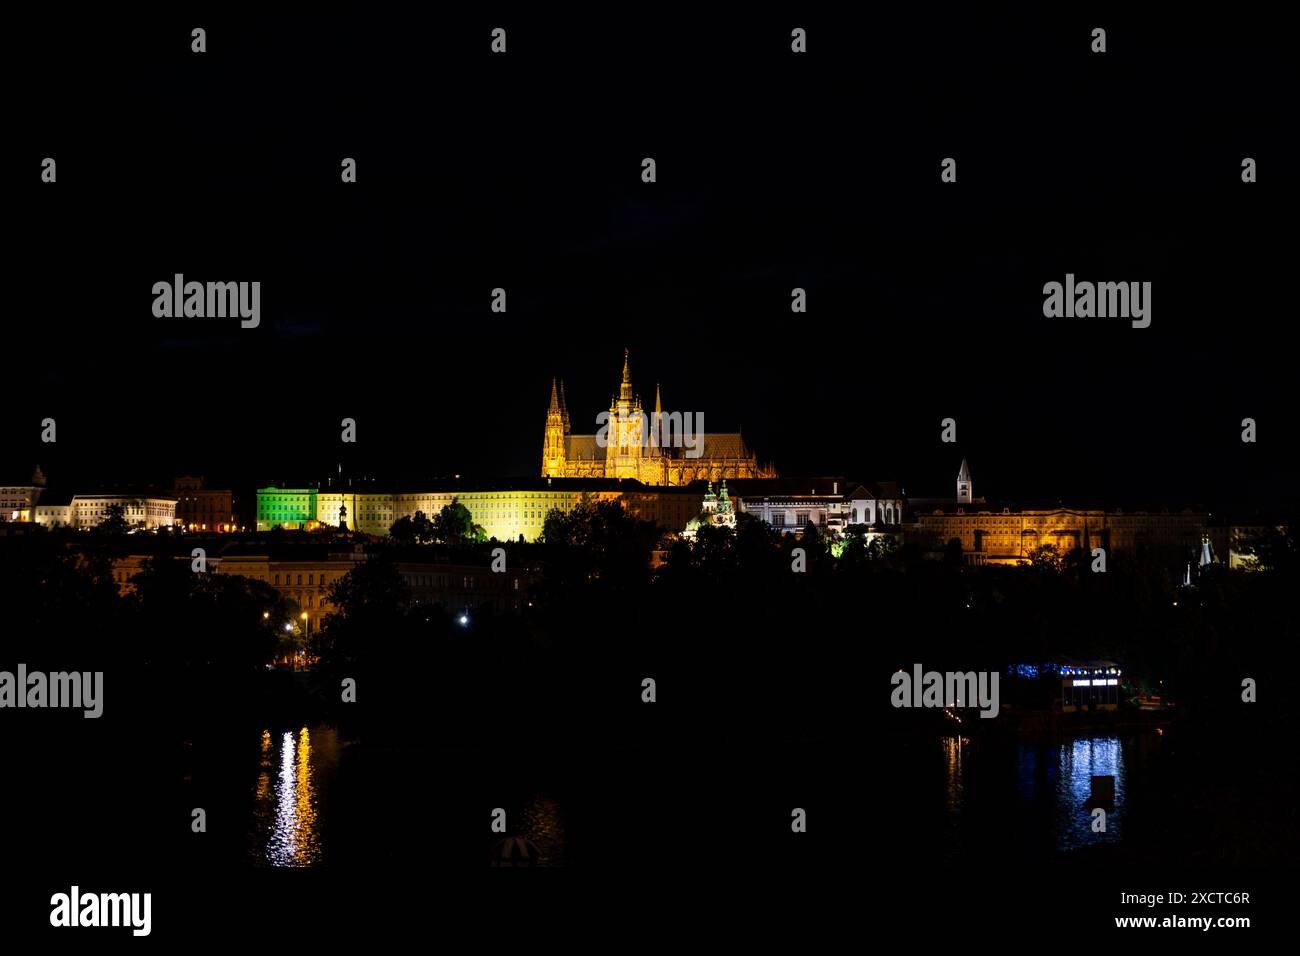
[{"x1": 252, "y1": 726, "x2": 329, "y2": 867}]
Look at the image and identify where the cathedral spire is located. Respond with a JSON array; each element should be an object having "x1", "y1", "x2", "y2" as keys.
[
  {"x1": 619, "y1": 348, "x2": 634, "y2": 403},
  {"x1": 558, "y1": 379, "x2": 571, "y2": 432},
  {"x1": 542, "y1": 377, "x2": 568, "y2": 477}
]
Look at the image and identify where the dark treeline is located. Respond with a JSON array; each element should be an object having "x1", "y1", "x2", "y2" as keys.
[
  {"x1": 1, "y1": 507, "x2": 1296, "y2": 874},
  {"x1": 3, "y1": 508, "x2": 1297, "y2": 736}
]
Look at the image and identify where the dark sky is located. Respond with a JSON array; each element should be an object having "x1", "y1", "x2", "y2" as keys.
[{"x1": 5, "y1": 10, "x2": 1296, "y2": 509}]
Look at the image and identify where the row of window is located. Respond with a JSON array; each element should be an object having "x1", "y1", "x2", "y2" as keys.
[
  {"x1": 273, "y1": 572, "x2": 340, "y2": 587},
  {"x1": 267, "y1": 571, "x2": 524, "y2": 592},
  {"x1": 771, "y1": 512, "x2": 824, "y2": 527}
]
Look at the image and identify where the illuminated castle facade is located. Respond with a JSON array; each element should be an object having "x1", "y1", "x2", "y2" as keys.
[
  {"x1": 542, "y1": 351, "x2": 776, "y2": 486},
  {"x1": 907, "y1": 460, "x2": 1211, "y2": 566}
]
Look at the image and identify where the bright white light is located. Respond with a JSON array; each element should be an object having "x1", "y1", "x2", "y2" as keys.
[
  {"x1": 1073, "y1": 679, "x2": 1093, "y2": 686},
  {"x1": 458, "y1": 614, "x2": 469, "y2": 626},
  {"x1": 284, "y1": 623, "x2": 293, "y2": 632}
]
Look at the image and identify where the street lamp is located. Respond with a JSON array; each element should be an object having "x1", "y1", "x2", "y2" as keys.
[{"x1": 301, "y1": 611, "x2": 309, "y2": 636}]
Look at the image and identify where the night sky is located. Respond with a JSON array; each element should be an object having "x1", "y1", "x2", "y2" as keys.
[{"x1": 5, "y1": 11, "x2": 1295, "y2": 508}]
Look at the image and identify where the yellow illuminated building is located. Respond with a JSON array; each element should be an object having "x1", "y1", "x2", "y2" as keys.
[
  {"x1": 907, "y1": 461, "x2": 1208, "y2": 565},
  {"x1": 542, "y1": 350, "x2": 776, "y2": 486},
  {"x1": 259, "y1": 481, "x2": 629, "y2": 541}
]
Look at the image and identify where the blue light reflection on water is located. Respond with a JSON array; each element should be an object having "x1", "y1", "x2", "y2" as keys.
[
  {"x1": 1055, "y1": 736, "x2": 1124, "y2": 849},
  {"x1": 941, "y1": 733, "x2": 1129, "y2": 853}
]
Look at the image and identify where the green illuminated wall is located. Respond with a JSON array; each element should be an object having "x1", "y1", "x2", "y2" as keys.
[{"x1": 256, "y1": 488, "x2": 318, "y2": 530}]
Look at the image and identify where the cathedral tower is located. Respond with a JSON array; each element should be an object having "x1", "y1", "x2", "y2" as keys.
[
  {"x1": 957, "y1": 459, "x2": 972, "y2": 503},
  {"x1": 606, "y1": 349, "x2": 645, "y2": 479},
  {"x1": 542, "y1": 378, "x2": 568, "y2": 477}
]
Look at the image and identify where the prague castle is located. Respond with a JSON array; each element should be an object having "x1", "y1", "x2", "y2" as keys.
[{"x1": 542, "y1": 350, "x2": 776, "y2": 486}]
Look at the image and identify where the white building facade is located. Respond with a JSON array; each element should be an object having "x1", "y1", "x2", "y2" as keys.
[
  {"x1": 35, "y1": 494, "x2": 178, "y2": 530},
  {"x1": 732, "y1": 478, "x2": 905, "y2": 540}
]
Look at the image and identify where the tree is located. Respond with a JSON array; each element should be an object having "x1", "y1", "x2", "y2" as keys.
[
  {"x1": 126, "y1": 556, "x2": 288, "y2": 670},
  {"x1": 389, "y1": 513, "x2": 415, "y2": 544},
  {"x1": 1026, "y1": 543, "x2": 1065, "y2": 572},
  {"x1": 538, "y1": 497, "x2": 659, "y2": 595},
  {"x1": 838, "y1": 532, "x2": 898, "y2": 566},
  {"x1": 0, "y1": 534, "x2": 120, "y2": 664},
  {"x1": 314, "y1": 552, "x2": 411, "y2": 667},
  {"x1": 1237, "y1": 523, "x2": 1298, "y2": 574},
  {"x1": 431, "y1": 501, "x2": 484, "y2": 546},
  {"x1": 97, "y1": 504, "x2": 131, "y2": 535},
  {"x1": 540, "y1": 494, "x2": 597, "y2": 547},
  {"x1": 693, "y1": 520, "x2": 739, "y2": 575},
  {"x1": 413, "y1": 510, "x2": 437, "y2": 544},
  {"x1": 389, "y1": 510, "x2": 440, "y2": 545}
]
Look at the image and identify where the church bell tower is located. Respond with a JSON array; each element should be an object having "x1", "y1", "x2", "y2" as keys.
[{"x1": 542, "y1": 378, "x2": 568, "y2": 477}]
